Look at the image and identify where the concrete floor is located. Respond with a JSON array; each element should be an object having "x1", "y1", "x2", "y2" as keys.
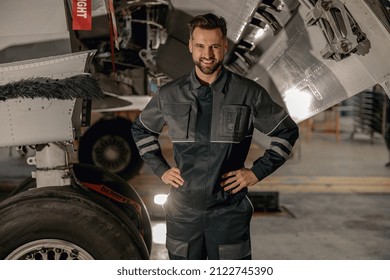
[{"x1": 0, "y1": 115, "x2": 390, "y2": 259}]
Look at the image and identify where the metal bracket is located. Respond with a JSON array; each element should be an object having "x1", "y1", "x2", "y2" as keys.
[
  {"x1": 303, "y1": 0, "x2": 370, "y2": 61},
  {"x1": 28, "y1": 142, "x2": 73, "y2": 188}
]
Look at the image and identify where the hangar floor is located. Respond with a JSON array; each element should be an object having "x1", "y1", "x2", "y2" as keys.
[{"x1": 0, "y1": 115, "x2": 389, "y2": 260}]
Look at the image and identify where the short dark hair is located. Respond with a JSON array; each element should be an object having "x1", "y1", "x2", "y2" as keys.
[{"x1": 188, "y1": 13, "x2": 227, "y2": 39}]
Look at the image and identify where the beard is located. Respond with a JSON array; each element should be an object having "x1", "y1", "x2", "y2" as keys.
[{"x1": 194, "y1": 58, "x2": 222, "y2": 75}]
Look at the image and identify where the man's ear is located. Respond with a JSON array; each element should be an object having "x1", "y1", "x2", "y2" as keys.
[{"x1": 188, "y1": 39, "x2": 192, "y2": 53}]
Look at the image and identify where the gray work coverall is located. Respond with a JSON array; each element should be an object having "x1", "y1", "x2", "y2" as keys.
[{"x1": 131, "y1": 66, "x2": 299, "y2": 259}]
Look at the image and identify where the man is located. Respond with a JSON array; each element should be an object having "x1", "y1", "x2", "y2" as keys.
[{"x1": 131, "y1": 13, "x2": 299, "y2": 259}]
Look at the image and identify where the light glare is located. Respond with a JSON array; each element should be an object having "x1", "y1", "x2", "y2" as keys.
[
  {"x1": 154, "y1": 194, "x2": 168, "y2": 205},
  {"x1": 284, "y1": 87, "x2": 314, "y2": 122},
  {"x1": 152, "y1": 222, "x2": 166, "y2": 245}
]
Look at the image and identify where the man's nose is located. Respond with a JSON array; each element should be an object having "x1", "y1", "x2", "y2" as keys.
[{"x1": 203, "y1": 47, "x2": 214, "y2": 58}]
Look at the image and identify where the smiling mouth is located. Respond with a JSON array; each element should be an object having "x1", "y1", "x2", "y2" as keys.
[{"x1": 201, "y1": 59, "x2": 215, "y2": 66}]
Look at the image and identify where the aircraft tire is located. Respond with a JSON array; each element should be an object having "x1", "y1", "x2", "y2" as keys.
[
  {"x1": 8, "y1": 163, "x2": 152, "y2": 255},
  {"x1": 78, "y1": 117, "x2": 143, "y2": 180},
  {"x1": 0, "y1": 185, "x2": 149, "y2": 260}
]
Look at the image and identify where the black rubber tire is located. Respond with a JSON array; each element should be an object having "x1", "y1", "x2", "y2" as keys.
[
  {"x1": 78, "y1": 117, "x2": 143, "y2": 180},
  {"x1": 9, "y1": 163, "x2": 153, "y2": 255},
  {"x1": 73, "y1": 163, "x2": 153, "y2": 253},
  {"x1": 0, "y1": 186, "x2": 149, "y2": 260}
]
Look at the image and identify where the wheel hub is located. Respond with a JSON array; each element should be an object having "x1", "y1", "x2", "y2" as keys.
[
  {"x1": 6, "y1": 239, "x2": 94, "y2": 260},
  {"x1": 92, "y1": 135, "x2": 131, "y2": 173}
]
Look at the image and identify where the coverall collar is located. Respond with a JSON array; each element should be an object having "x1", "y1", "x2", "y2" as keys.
[{"x1": 189, "y1": 66, "x2": 229, "y2": 94}]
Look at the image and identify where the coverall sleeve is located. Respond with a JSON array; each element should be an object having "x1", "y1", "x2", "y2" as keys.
[
  {"x1": 131, "y1": 93, "x2": 171, "y2": 178},
  {"x1": 250, "y1": 89, "x2": 299, "y2": 181}
]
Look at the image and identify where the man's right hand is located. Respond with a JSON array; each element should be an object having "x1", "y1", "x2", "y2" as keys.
[{"x1": 161, "y1": 167, "x2": 184, "y2": 188}]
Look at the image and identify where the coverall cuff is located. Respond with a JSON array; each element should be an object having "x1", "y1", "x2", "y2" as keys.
[
  {"x1": 250, "y1": 165, "x2": 266, "y2": 182},
  {"x1": 154, "y1": 163, "x2": 171, "y2": 179}
]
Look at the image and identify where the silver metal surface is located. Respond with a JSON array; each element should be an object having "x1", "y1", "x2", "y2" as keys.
[
  {"x1": 246, "y1": 0, "x2": 390, "y2": 123},
  {"x1": 0, "y1": 0, "x2": 71, "y2": 63},
  {"x1": 0, "y1": 98, "x2": 76, "y2": 147},
  {"x1": 0, "y1": 51, "x2": 96, "y2": 147},
  {"x1": 304, "y1": 0, "x2": 370, "y2": 60},
  {"x1": 28, "y1": 143, "x2": 73, "y2": 187},
  {"x1": 0, "y1": 50, "x2": 95, "y2": 84}
]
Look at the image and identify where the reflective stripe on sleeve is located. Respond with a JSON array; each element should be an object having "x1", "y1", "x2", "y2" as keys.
[
  {"x1": 270, "y1": 137, "x2": 293, "y2": 152},
  {"x1": 136, "y1": 135, "x2": 157, "y2": 148},
  {"x1": 269, "y1": 145, "x2": 289, "y2": 160},
  {"x1": 139, "y1": 144, "x2": 159, "y2": 156}
]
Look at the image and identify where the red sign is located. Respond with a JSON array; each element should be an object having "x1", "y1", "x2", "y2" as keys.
[{"x1": 72, "y1": 0, "x2": 92, "y2": 30}]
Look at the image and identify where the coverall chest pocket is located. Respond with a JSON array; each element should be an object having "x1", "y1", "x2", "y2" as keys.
[
  {"x1": 218, "y1": 105, "x2": 251, "y2": 143},
  {"x1": 164, "y1": 103, "x2": 191, "y2": 141}
]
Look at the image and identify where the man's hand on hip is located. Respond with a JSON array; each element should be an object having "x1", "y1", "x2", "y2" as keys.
[
  {"x1": 220, "y1": 168, "x2": 259, "y2": 194},
  {"x1": 161, "y1": 167, "x2": 184, "y2": 188}
]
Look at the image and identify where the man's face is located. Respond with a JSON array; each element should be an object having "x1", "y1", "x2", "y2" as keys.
[{"x1": 188, "y1": 27, "x2": 228, "y2": 75}]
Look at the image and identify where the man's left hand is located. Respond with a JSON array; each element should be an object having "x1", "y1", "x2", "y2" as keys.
[{"x1": 220, "y1": 168, "x2": 259, "y2": 194}]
